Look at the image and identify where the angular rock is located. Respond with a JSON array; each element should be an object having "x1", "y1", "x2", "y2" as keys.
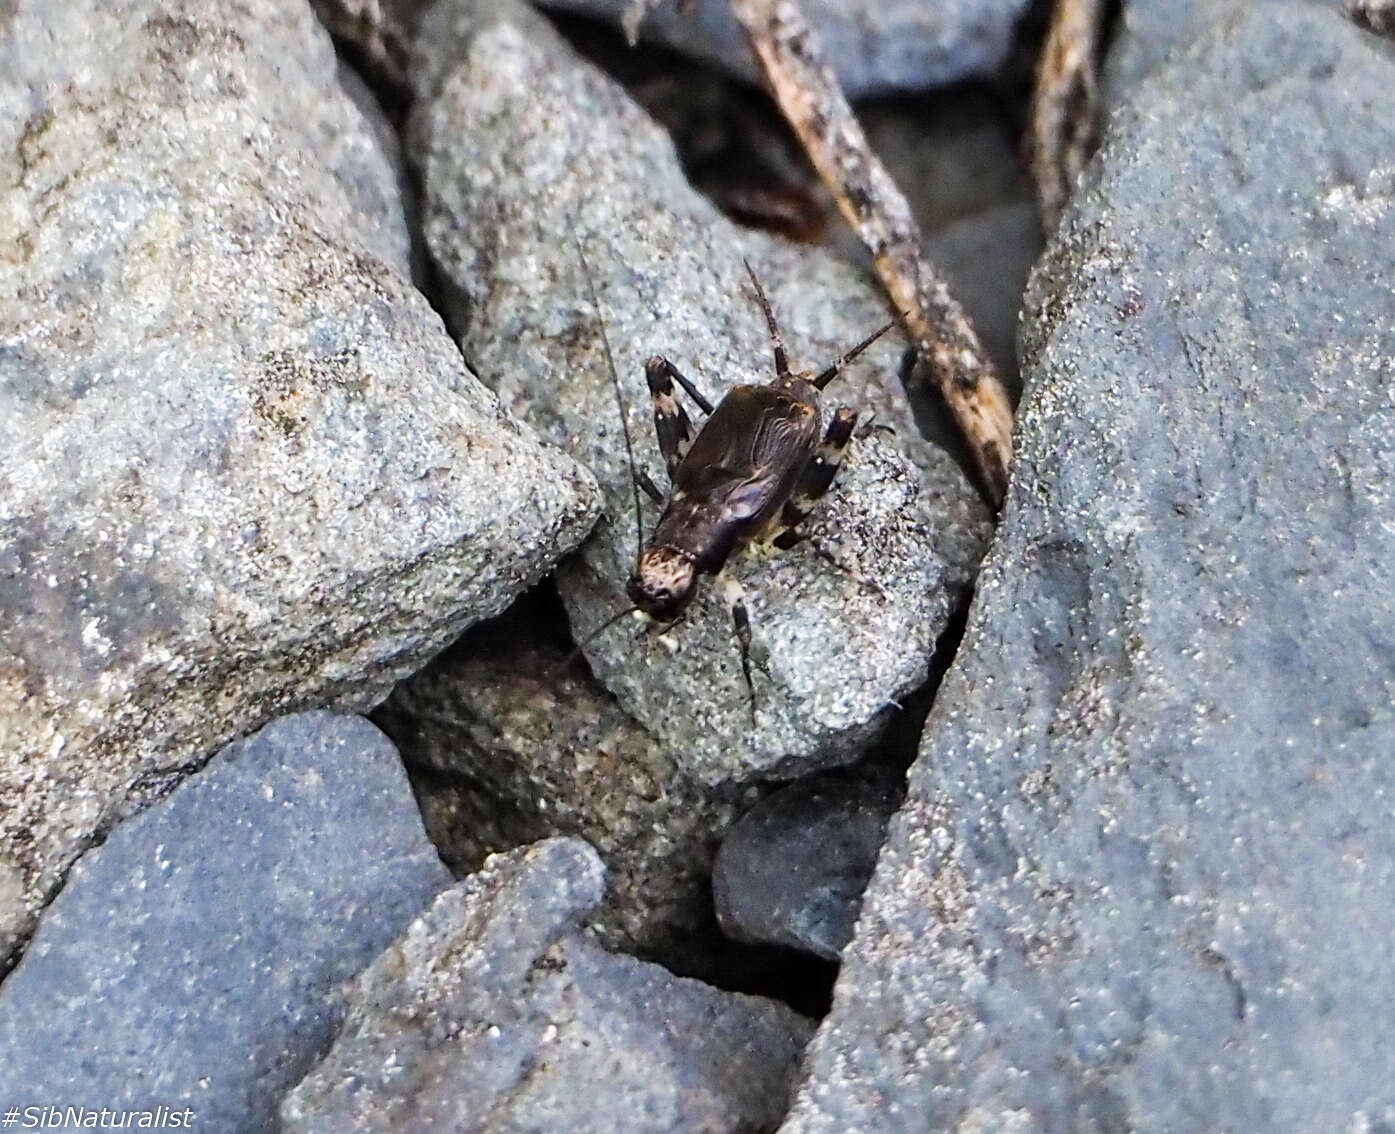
[
  {"x1": 713, "y1": 769, "x2": 898, "y2": 962},
  {"x1": 785, "y1": 8, "x2": 1395, "y2": 1131},
  {"x1": 333, "y1": 58, "x2": 424, "y2": 284},
  {"x1": 0, "y1": 713, "x2": 451, "y2": 1131},
  {"x1": 538, "y1": 0, "x2": 1032, "y2": 97},
  {"x1": 375, "y1": 599, "x2": 749, "y2": 963},
  {"x1": 0, "y1": 0, "x2": 598, "y2": 965},
  {"x1": 408, "y1": 0, "x2": 989, "y2": 788},
  {"x1": 282, "y1": 838, "x2": 814, "y2": 1132},
  {"x1": 1103, "y1": 0, "x2": 1347, "y2": 110}
]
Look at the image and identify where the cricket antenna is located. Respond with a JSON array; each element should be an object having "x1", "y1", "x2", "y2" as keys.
[
  {"x1": 545, "y1": 603, "x2": 645, "y2": 682},
  {"x1": 743, "y1": 258, "x2": 792, "y2": 382},
  {"x1": 567, "y1": 217, "x2": 645, "y2": 571}
]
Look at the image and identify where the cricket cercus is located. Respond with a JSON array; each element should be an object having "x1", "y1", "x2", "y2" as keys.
[{"x1": 574, "y1": 238, "x2": 895, "y2": 718}]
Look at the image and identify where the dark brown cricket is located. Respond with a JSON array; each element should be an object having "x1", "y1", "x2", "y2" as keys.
[{"x1": 621, "y1": 262, "x2": 893, "y2": 706}]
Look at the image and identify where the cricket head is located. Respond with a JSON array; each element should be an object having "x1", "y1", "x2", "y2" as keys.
[{"x1": 627, "y1": 545, "x2": 699, "y2": 621}]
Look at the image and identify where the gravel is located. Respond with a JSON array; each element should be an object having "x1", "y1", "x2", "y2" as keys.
[
  {"x1": 0, "y1": 0, "x2": 598, "y2": 966},
  {"x1": 0, "y1": 713, "x2": 451, "y2": 1131}
]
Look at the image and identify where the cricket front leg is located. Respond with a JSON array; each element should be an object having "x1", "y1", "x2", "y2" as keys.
[{"x1": 645, "y1": 355, "x2": 713, "y2": 479}]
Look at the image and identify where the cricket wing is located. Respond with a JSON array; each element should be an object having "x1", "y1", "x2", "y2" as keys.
[{"x1": 675, "y1": 386, "x2": 818, "y2": 525}]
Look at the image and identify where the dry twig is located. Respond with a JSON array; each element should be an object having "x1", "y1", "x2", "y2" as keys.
[
  {"x1": 1030, "y1": 0, "x2": 1106, "y2": 231},
  {"x1": 1349, "y1": 0, "x2": 1395, "y2": 38},
  {"x1": 730, "y1": 0, "x2": 1014, "y2": 505}
]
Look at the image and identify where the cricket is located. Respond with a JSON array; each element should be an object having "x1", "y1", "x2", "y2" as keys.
[{"x1": 573, "y1": 235, "x2": 896, "y2": 716}]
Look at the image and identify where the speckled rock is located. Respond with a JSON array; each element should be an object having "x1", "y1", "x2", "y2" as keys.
[
  {"x1": 538, "y1": 0, "x2": 1032, "y2": 97},
  {"x1": 1103, "y1": 0, "x2": 1348, "y2": 110},
  {"x1": 282, "y1": 838, "x2": 814, "y2": 1133},
  {"x1": 0, "y1": 713, "x2": 451, "y2": 1131},
  {"x1": 713, "y1": 769, "x2": 898, "y2": 962},
  {"x1": 375, "y1": 600, "x2": 750, "y2": 964},
  {"x1": 785, "y1": 8, "x2": 1395, "y2": 1131},
  {"x1": 407, "y1": 0, "x2": 989, "y2": 789},
  {"x1": 0, "y1": 0, "x2": 598, "y2": 967},
  {"x1": 333, "y1": 58, "x2": 427, "y2": 286}
]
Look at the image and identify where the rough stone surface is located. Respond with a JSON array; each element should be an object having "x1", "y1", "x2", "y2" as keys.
[
  {"x1": 282, "y1": 838, "x2": 814, "y2": 1133},
  {"x1": 409, "y1": 0, "x2": 989, "y2": 788},
  {"x1": 0, "y1": 713, "x2": 451, "y2": 1131},
  {"x1": 1103, "y1": 0, "x2": 1348, "y2": 110},
  {"x1": 333, "y1": 57, "x2": 426, "y2": 286},
  {"x1": 538, "y1": 0, "x2": 1032, "y2": 97},
  {"x1": 713, "y1": 769, "x2": 898, "y2": 962},
  {"x1": 785, "y1": 8, "x2": 1395, "y2": 1131},
  {"x1": 0, "y1": 0, "x2": 598, "y2": 965},
  {"x1": 375, "y1": 599, "x2": 750, "y2": 963}
]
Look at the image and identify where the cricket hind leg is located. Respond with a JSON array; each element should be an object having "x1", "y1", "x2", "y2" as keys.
[
  {"x1": 635, "y1": 467, "x2": 665, "y2": 505},
  {"x1": 769, "y1": 406, "x2": 858, "y2": 550},
  {"x1": 718, "y1": 573, "x2": 760, "y2": 725},
  {"x1": 762, "y1": 407, "x2": 888, "y2": 599},
  {"x1": 645, "y1": 355, "x2": 713, "y2": 479}
]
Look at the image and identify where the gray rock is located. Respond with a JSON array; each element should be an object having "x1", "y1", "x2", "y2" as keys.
[
  {"x1": 784, "y1": 7, "x2": 1395, "y2": 1131},
  {"x1": 375, "y1": 601, "x2": 750, "y2": 964},
  {"x1": 1103, "y1": 0, "x2": 1348, "y2": 110},
  {"x1": 860, "y1": 89, "x2": 1032, "y2": 235},
  {"x1": 713, "y1": 770, "x2": 899, "y2": 961},
  {"x1": 538, "y1": 0, "x2": 1032, "y2": 97},
  {"x1": 0, "y1": 713, "x2": 451, "y2": 1131},
  {"x1": 0, "y1": 0, "x2": 598, "y2": 965},
  {"x1": 926, "y1": 202, "x2": 1043, "y2": 395},
  {"x1": 282, "y1": 838, "x2": 814, "y2": 1133},
  {"x1": 333, "y1": 58, "x2": 424, "y2": 285},
  {"x1": 408, "y1": 0, "x2": 989, "y2": 789}
]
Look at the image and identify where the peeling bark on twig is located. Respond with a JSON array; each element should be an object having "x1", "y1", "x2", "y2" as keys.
[
  {"x1": 1349, "y1": 0, "x2": 1395, "y2": 38},
  {"x1": 1030, "y1": 0, "x2": 1106, "y2": 232},
  {"x1": 730, "y1": 0, "x2": 1014, "y2": 506}
]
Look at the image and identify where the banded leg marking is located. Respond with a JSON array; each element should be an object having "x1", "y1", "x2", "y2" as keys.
[
  {"x1": 662, "y1": 356, "x2": 714, "y2": 415},
  {"x1": 719, "y1": 573, "x2": 758, "y2": 724},
  {"x1": 771, "y1": 406, "x2": 858, "y2": 550},
  {"x1": 645, "y1": 355, "x2": 698, "y2": 478}
]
